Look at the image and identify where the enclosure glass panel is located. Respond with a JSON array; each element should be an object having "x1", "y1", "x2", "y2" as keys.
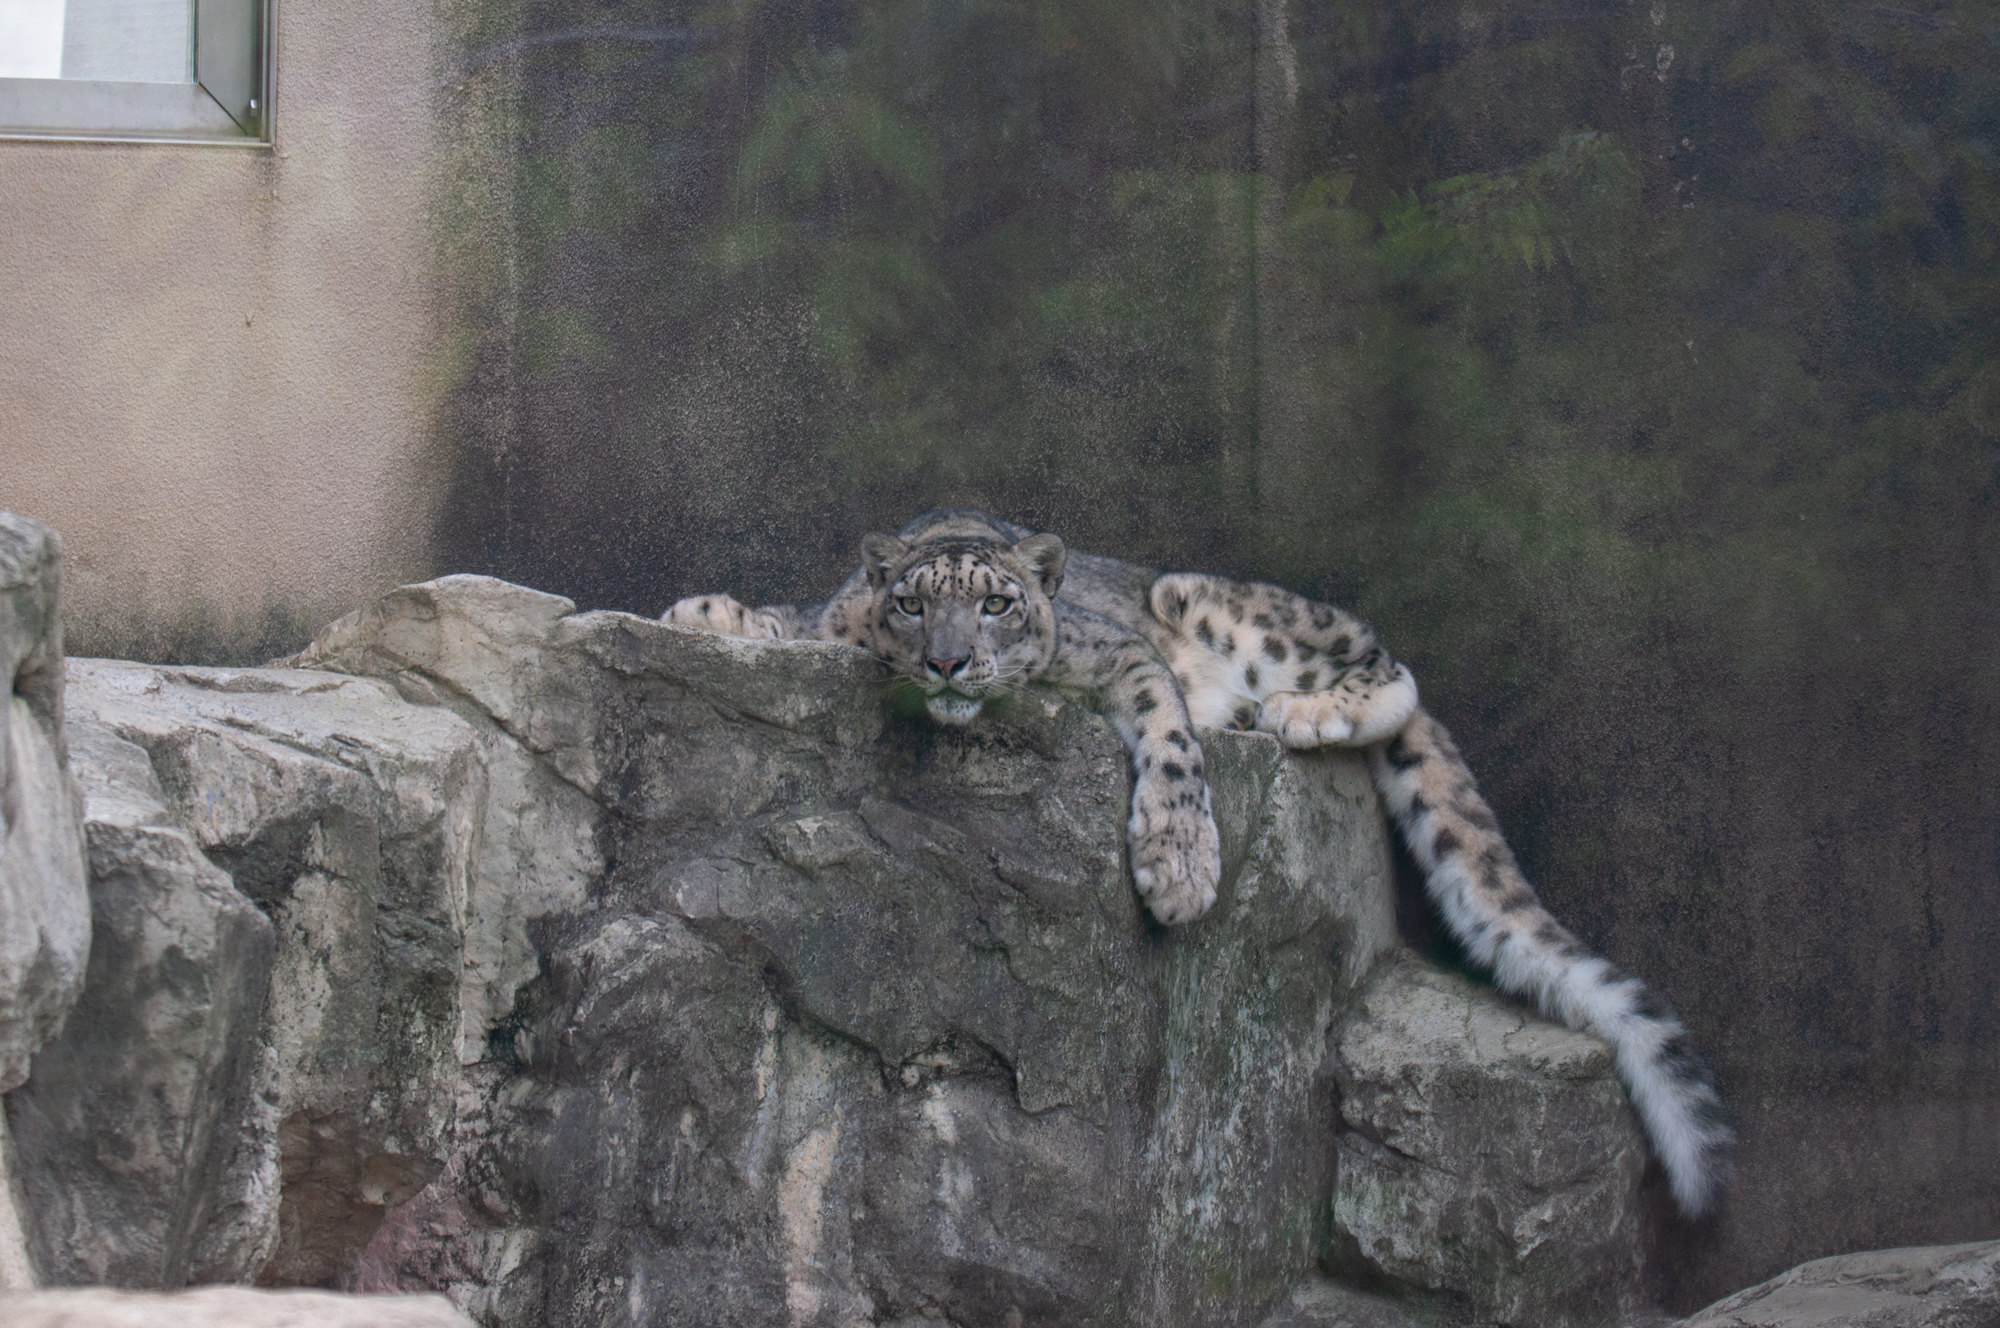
[{"x1": 434, "y1": 4, "x2": 2000, "y2": 1307}]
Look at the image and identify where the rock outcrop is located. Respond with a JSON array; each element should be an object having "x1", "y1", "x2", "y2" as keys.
[
  {"x1": 0, "y1": 513, "x2": 90, "y2": 1290},
  {"x1": 1254, "y1": 1275, "x2": 1445, "y2": 1328},
  {"x1": 10, "y1": 712, "x2": 277, "y2": 1286},
  {"x1": 1330, "y1": 957, "x2": 1649, "y2": 1328},
  {"x1": 2, "y1": 554, "x2": 1670, "y2": 1326},
  {"x1": 14, "y1": 659, "x2": 487, "y2": 1287},
  {"x1": 297, "y1": 576, "x2": 1401, "y2": 1328}
]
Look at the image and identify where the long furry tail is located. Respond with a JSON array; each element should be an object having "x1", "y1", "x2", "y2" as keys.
[{"x1": 1367, "y1": 708, "x2": 1733, "y2": 1217}]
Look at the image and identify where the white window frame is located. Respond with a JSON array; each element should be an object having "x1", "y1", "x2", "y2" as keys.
[{"x1": 0, "y1": 0, "x2": 271, "y2": 145}]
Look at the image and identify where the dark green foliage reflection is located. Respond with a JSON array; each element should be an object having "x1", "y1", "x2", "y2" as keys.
[{"x1": 439, "y1": 0, "x2": 2000, "y2": 1304}]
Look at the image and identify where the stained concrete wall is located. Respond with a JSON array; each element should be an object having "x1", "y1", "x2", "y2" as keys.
[{"x1": 0, "y1": 0, "x2": 478, "y2": 663}]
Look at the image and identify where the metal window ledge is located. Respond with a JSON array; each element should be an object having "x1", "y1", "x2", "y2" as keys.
[{"x1": 0, "y1": 77, "x2": 256, "y2": 143}]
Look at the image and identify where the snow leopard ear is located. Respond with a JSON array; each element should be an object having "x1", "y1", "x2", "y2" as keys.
[
  {"x1": 1013, "y1": 533, "x2": 1066, "y2": 597},
  {"x1": 859, "y1": 532, "x2": 909, "y2": 585}
]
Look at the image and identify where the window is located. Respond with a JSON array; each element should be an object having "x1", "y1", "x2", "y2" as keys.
[{"x1": 0, "y1": 0, "x2": 268, "y2": 143}]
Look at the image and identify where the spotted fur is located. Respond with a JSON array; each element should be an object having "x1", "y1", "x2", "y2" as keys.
[{"x1": 667, "y1": 508, "x2": 1731, "y2": 1215}]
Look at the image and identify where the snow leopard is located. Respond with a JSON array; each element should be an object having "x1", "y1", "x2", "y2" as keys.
[{"x1": 665, "y1": 508, "x2": 1732, "y2": 1217}]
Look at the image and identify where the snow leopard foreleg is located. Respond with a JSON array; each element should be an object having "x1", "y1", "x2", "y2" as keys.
[
  {"x1": 664, "y1": 593, "x2": 817, "y2": 640},
  {"x1": 1050, "y1": 603, "x2": 1221, "y2": 926}
]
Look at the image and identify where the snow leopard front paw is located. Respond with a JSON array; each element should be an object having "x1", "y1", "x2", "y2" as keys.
[
  {"x1": 1127, "y1": 775, "x2": 1222, "y2": 926},
  {"x1": 665, "y1": 593, "x2": 789, "y2": 640},
  {"x1": 1256, "y1": 664, "x2": 1419, "y2": 749}
]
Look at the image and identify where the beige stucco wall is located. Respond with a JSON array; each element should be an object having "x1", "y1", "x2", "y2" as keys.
[{"x1": 0, "y1": 2, "x2": 456, "y2": 661}]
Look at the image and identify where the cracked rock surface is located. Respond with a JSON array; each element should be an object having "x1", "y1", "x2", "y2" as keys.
[
  {"x1": 10, "y1": 714, "x2": 276, "y2": 1286},
  {"x1": 0, "y1": 513, "x2": 89, "y2": 1290},
  {"x1": 0, "y1": 1285, "x2": 477, "y2": 1326},
  {"x1": 21, "y1": 659, "x2": 486, "y2": 1287}
]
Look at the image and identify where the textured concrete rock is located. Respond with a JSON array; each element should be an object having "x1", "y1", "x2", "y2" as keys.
[
  {"x1": 303, "y1": 576, "x2": 1400, "y2": 1328},
  {"x1": 0, "y1": 512, "x2": 90, "y2": 1290},
  {"x1": 0, "y1": 1114, "x2": 34, "y2": 1290},
  {"x1": 0, "y1": 1285, "x2": 477, "y2": 1327},
  {"x1": 7, "y1": 716, "x2": 275, "y2": 1287},
  {"x1": 1330, "y1": 953, "x2": 1649, "y2": 1328},
  {"x1": 45, "y1": 660, "x2": 488, "y2": 1286},
  {"x1": 1677, "y1": 1241, "x2": 2000, "y2": 1328}
]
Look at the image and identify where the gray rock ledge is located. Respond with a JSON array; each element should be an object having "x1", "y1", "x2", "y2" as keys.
[
  {"x1": 1677, "y1": 1241, "x2": 2000, "y2": 1328},
  {"x1": 0, "y1": 1285, "x2": 476, "y2": 1327}
]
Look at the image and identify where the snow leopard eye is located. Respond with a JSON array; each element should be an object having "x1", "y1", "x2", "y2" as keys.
[
  {"x1": 982, "y1": 595, "x2": 1013, "y2": 615},
  {"x1": 896, "y1": 596, "x2": 923, "y2": 616}
]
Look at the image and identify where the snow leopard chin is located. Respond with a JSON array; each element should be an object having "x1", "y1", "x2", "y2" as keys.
[{"x1": 926, "y1": 694, "x2": 984, "y2": 725}]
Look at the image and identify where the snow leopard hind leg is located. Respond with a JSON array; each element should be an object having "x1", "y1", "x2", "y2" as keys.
[
  {"x1": 1142, "y1": 571, "x2": 1733, "y2": 1218},
  {"x1": 1140, "y1": 571, "x2": 1420, "y2": 744},
  {"x1": 664, "y1": 593, "x2": 817, "y2": 640}
]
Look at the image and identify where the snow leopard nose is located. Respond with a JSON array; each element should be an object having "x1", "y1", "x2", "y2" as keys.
[{"x1": 927, "y1": 656, "x2": 969, "y2": 679}]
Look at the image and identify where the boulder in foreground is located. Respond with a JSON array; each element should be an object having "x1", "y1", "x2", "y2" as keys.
[
  {"x1": 0, "y1": 1286, "x2": 475, "y2": 1327},
  {"x1": 1677, "y1": 1241, "x2": 2000, "y2": 1328}
]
